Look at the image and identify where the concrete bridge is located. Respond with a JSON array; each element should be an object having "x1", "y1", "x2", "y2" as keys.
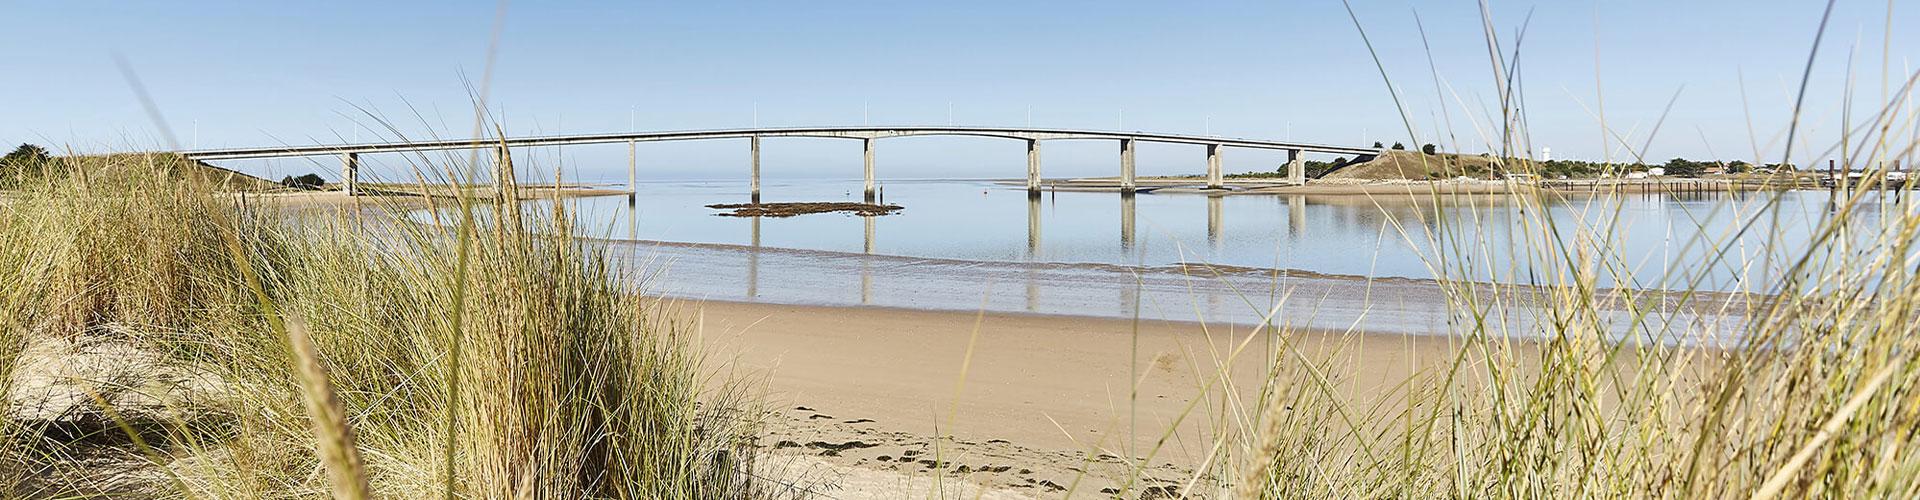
[{"x1": 178, "y1": 126, "x2": 1381, "y2": 199}]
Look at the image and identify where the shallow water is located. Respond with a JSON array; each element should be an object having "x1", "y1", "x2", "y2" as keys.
[
  {"x1": 558, "y1": 179, "x2": 1860, "y2": 289},
  {"x1": 486, "y1": 178, "x2": 1883, "y2": 336}
]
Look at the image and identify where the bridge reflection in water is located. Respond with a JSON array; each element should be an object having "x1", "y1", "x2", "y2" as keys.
[
  {"x1": 617, "y1": 188, "x2": 1326, "y2": 318},
  {"x1": 590, "y1": 187, "x2": 1748, "y2": 341},
  {"x1": 708, "y1": 192, "x2": 1195, "y2": 315}
]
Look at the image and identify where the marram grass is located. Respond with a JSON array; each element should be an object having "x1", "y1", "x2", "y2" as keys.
[
  {"x1": 0, "y1": 152, "x2": 774, "y2": 498},
  {"x1": 1196, "y1": 6, "x2": 1920, "y2": 498}
]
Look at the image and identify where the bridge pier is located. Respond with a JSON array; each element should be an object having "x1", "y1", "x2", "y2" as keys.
[
  {"x1": 1026, "y1": 139, "x2": 1042, "y2": 192},
  {"x1": 749, "y1": 135, "x2": 762, "y2": 203},
  {"x1": 491, "y1": 146, "x2": 510, "y2": 186},
  {"x1": 626, "y1": 140, "x2": 637, "y2": 201},
  {"x1": 1206, "y1": 144, "x2": 1223, "y2": 189},
  {"x1": 340, "y1": 152, "x2": 359, "y2": 196},
  {"x1": 863, "y1": 138, "x2": 876, "y2": 202},
  {"x1": 1287, "y1": 148, "x2": 1304, "y2": 185},
  {"x1": 1120, "y1": 139, "x2": 1136, "y2": 192}
]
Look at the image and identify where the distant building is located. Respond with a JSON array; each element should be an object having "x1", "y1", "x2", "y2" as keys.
[
  {"x1": 1648, "y1": 167, "x2": 1667, "y2": 176},
  {"x1": 1541, "y1": 147, "x2": 1553, "y2": 161}
]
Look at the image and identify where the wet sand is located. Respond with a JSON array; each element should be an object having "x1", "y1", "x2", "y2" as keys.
[{"x1": 692, "y1": 299, "x2": 1464, "y2": 495}]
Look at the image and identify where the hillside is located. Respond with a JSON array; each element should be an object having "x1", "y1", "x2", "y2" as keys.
[
  {"x1": 1321, "y1": 150, "x2": 1496, "y2": 181},
  {"x1": 79, "y1": 152, "x2": 283, "y2": 191}
]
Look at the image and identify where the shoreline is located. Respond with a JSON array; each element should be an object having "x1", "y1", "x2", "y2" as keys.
[
  {"x1": 1038, "y1": 177, "x2": 1800, "y2": 196},
  {"x1": 598, "y1": 233, "x2": 1761, "y2": 317}
]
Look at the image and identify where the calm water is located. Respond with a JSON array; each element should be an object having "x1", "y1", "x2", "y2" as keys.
[
  {"x1": 487, "y1": 179, "x2": 1878, "y2": 335},
  {"x1": 563, "y1": 179, "x2": 1853, "y2": 287}
]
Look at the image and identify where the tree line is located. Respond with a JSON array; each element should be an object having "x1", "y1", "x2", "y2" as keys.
[
  {"x1": 1, "y1": 143, "x2": 327, "y2": 190},
  {"x1": 1271, "y1": 141, "x2": 1798, "y2": 179}
]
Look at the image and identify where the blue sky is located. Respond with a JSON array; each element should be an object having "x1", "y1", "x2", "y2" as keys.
[{"x1": 2, "y1": 1, "x2": 1914, "y2": 181}]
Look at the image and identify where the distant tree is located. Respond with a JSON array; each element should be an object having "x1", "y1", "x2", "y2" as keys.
[
  {"x1": 0, "y1": 143, "x2": 53, "y2": 186},
  {"x1": 1421, "y1": 143, "x2": 1438, "y2": 155},
  {"x1": 1, "y1": 144, "x2": 49, "y2": 165},
  {"x1": 1663, "y1": 157, "x2": 1706, "y2": 177},
  {"x1": 279, "y1": 173, "x2": 327, "y2": 190},
  {"x1": 1372, "y1": 141, "x2": 1385, "y2": 148},
  {"x1": 1331, "y1": 156, "x2": 1349, "y2": 167},
  {"x1": 1391, "y1": 142, "x2": 1406, "y2": 150},
  {"x1": 1726, "y1": 160, "x2": 1752, "y2": 174}
]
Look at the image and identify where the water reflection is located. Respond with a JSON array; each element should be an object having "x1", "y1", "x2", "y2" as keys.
[
  {"x1": 1287, "y1": 195, "x2": 1306, "y2": 237},
  {"x1": 1026, "y1": 192, "x2": 1042, "y2": 258},
  {"x1": 1207, "y1": 195, "x2": 1224, "y2": 249},
  {"x1": 748, "y1": 216, "x2": 760, "y2": 298},
  {"x1": 607, "y1": 238, "x2": 1739, "y2": 341},
  {"x1": 550, "y1": 180, "x2": 1870, "y2": 292}
]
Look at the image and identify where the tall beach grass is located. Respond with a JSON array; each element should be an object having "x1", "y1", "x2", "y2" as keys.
[
  {"x1": 0, "y1": 150, "x2": 775, "y2": 498},
  {"x1": 1199, "y1": 3, "x2": 1920, "y2": 498}
]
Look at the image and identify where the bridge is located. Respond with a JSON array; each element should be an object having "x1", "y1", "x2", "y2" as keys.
[{"x1": 178, "y1": 126, "x2": 1382, "y2": 199}]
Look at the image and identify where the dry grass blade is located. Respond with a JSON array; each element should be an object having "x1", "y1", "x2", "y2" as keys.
[
  {"x1": 1752, "y1": 362, "x2": 1902, "y2": 500},
  {"x1": 285, "y1": 316, "x2": 374, "y2": 500}
]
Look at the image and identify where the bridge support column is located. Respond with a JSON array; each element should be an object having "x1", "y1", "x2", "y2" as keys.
[
  {"x1": 626, "y1": 140, "x2": 637, "y2": 201},
  {"x1": 340, "y1": 152, "x2": 359, "y2": 196},
  {"x1": 749, "y1": 135, "x2": 762, "y2": 203},
  {"x1": 1119, "y1": 139, "x2": 1136, "y2": 192},
  {"x1": 491, "y1": 146, "x2": 510, "y2": 183},
  {"x1": 862, "y1": 138, "x2": 876, "y2": 202},
  {"x1": 1026, "y1": 139, "x2": 1042, "y2": 193},
  {"x1": 1206, "y1": 144, "x2": 1223, "y2": 189},
  {"x1": 1287, "y1": 148, "x2": 1304, "y2": 185}
]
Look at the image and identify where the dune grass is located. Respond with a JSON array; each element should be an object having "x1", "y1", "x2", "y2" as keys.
[
  {"x1": 1181, "y1": 3, "x2": 1920, "y2": 498},
  {"x1": 7, "y1": 4, "x2": 1920, "y2": 499},
  {"x1": 0, "y1": 150, "x2": 777, "y2": 498}
]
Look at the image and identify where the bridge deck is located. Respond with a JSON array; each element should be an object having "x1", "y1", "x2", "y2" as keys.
[{"x1": 179, "y1": 126, "x2": 1379, "y2": 160}]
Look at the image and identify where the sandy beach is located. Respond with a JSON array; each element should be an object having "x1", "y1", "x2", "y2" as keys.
[{"x1": 691, "y1": 300, "x2": 1466, "y2": 496}]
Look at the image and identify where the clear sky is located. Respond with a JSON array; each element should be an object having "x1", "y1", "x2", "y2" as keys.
[{"x1": 2, "y1": 1, "x2": 1914, "y2": 181}]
